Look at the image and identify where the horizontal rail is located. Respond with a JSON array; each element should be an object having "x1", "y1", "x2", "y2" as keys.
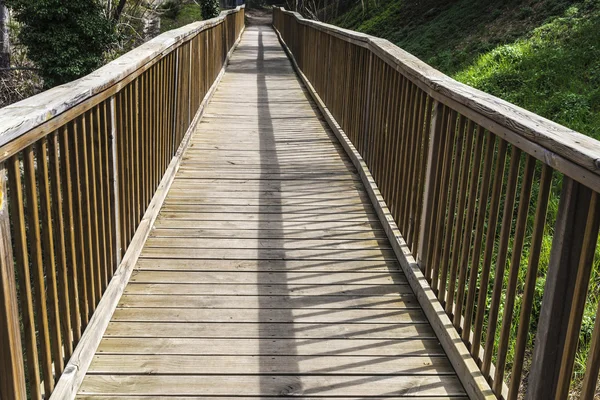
[
  {"x1": 273, "y1": 7, "x2": 600, "y2": 400},
  {"x1": 0, "y1": 6, "x2": 244, "y2": 399}
]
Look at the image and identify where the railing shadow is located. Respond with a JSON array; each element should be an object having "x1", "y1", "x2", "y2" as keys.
[{"x1": 256, "y1": 25, "x2": 303, "y2": 397}]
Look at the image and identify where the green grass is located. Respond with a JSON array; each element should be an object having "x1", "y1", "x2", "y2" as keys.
[
  {"x1": 160, "y1": 2, "x2": 204, "y2": 33},
  {"x1": 335, "y1": 0, "x2": 600, "y2": 139}
]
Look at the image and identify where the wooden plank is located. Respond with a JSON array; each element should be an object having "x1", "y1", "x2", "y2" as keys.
[
  {"x1": 79, "y1": 375, "x2": 465, "y2": 397},
  {"x1": 144, "y1": 237, "x2": 391, "y2": 250},
  {"x1": 139, "y1": 247, "x2": 397, "y2": 260},
  {"x1": 127, "y1": 270, "x2": 403, "y2": 285},
  {"x1": 121, "y1": 285, "x2": 412, "y2": 298},
  {"x1": 133, "y1": 258, "x2": 399, "y2": 271},
  {"x1": 96, "y1": 337, "x2": 445, "y2": 356},
  {"x1": 88, "y1": 354, "x2": 455, "y2": 375},
  {"x1": 111, "y1": 307, "x2": 427, "y2": 323},
  {"x1": 149, "y1": 228, "x2": 388, "y2": 240},
  {"x1": 153, "y1": 219, "x2": 384, "y2": 230},
  {"x1": 78, "y1": 397, "x2": 467, "y2": 400}
]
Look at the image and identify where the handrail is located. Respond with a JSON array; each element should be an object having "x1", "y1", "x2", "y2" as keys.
[
  {"x1": 0, "y1": 6, "x2": 244, "y2": 399},
  {"x1": 274, "y1": 7, "x2": 600, "y2": 400}
]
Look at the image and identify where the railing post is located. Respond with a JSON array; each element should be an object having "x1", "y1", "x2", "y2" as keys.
[
  {"x1": 172, "y1": 47, "x2": 179, "y2": 153},
  {"x1": 527, "y1": 176, "x2": 600, "y2": 399},
  {"x1": 361, "y1": 52, "x2": 373, "y2": 157},
  {"x1": 416, "y1": 100, "x2": 444, "y2": 274},
  {"x1": 0, "y1": 162, "x2": 27, "y2": 400},
  {"x1": 110, "y1": 97, "x2": 122, "y2": 265}
]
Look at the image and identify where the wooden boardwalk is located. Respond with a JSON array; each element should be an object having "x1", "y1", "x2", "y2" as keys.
[{"x1": 77, "y1": 25, "x2": 466, "y2": 399}]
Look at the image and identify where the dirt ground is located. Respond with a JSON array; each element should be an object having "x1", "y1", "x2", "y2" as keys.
[{"x1": 245, "y1": 8, "x2": 272, "y2": 26}]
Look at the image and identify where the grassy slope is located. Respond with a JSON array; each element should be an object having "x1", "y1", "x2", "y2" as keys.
[
  {"x1": 335, "y1": 0, "x2": 600, "y2": 395},
  {"x1": 335, "y1": 0, "x2": 600, "y2": 139}
]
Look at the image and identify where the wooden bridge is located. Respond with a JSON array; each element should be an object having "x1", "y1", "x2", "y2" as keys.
[{"x1": 1, "y1": 6, "x2": 600, "y2": 400}]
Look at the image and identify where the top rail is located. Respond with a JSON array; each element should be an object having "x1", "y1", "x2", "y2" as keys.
[
  {"x1": 0, "y1": 6, "x2": 245, "y2": 399},
  {"x1": 274, "y1": 7, "x2": 600, "y2": 400}
]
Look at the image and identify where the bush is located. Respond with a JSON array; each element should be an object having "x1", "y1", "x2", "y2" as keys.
[
  {"x1": 201, "y1": 0, "x2": 220, "y2": 19},
  {"x1": 6, "y1": 0, "x2": 115, "y2": 88}
]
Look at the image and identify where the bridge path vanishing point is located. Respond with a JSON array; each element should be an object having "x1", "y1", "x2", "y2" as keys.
[{"x1": 76, "y1": 25, "x2": 466, "y2": 398}]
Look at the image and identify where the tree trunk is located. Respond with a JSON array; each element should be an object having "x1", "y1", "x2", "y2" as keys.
[
  {"x1": 113, "y1": 0, "x2": 127, "y2": 22},
  {"x1": 0, "y1": 0, "x2": 9, "y2": 70}
]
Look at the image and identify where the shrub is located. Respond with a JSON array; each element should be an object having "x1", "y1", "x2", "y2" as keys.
[{"x1": 6, "y1": 0, "x2": 115, "y2": 88}]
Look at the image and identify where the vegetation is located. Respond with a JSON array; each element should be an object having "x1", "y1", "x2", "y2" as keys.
[
  {"x1": 200, "y1": 0, "x2": 220, "y2": 19},
  {"x1": 160, "y1": 1, "x2": 203, "y2": 33},
  {"x1": 5, "y1": 0, "x2": 115, "y2": 88},
  {"x1": 335, "y1": 0, "x2": 600, "y2": 139},
  {"x1": 332, "y1": 0, "x2": 600, "y2": 397}
]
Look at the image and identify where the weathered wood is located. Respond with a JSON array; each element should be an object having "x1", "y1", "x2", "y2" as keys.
[
  {"x1": 0, "y1": 162, "x2": 27, "y2": 400},
  {"x1": 527, "y1": 177, "x2": 599, "y2": 400},
  {"x1": 50, "y1": 15, "x2": 245, "y2": 400},
  {"x1": 75, "y1": 25, "x2": 463, "y2": 400},
  {"x1": 79, "y1": 374, "x2": 465, "y2": 397},
  {"x1": 274, "y1": 23, "x2": 494, "y2": 399},
  {"x1": 89, "y1": 354, "x2": 455, "y2": 375}
]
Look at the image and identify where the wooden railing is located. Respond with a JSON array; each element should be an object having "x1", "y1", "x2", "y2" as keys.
[
  {"x1": 274, "y1": 7, "x2": 600, "y2": 400},
  {"x1": 0, "y1": 6, "x2": 244, "y2": 399}
]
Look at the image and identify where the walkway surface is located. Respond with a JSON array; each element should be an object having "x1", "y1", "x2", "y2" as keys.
[{"x1": 77, "y1": 25, "x2": 466, "y2": 399}]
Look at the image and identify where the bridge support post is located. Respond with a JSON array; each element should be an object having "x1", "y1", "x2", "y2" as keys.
[
  {"x1": 0, "y1": 162, "x2": 27, "y2": 400},
  {"x1": 527, "y1": 176, "x2": 600, "y2": 400}
]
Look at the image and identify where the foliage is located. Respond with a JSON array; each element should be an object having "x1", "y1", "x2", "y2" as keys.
[
  {"x1": 160, "y1": 1, "x2": 203, "y2": 33},
  {"x1": 6, "y1": 0, "x2": 116, "y2": 89},
  {"x1": 200, "y1": 0, "x2": 220, "y2": 19}
]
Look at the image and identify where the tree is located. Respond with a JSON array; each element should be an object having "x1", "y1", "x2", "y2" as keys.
[
  {"x1": 0, "y1": 0, "x2": 9, "y2": 70},
  {"x1": 5, "y1": 0, "x2": 115, "y2": 88}
]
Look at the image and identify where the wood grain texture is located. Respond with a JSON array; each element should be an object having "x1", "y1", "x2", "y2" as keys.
[{"x1": 77, "y1": 25, "x2": 463, "y2": 398}]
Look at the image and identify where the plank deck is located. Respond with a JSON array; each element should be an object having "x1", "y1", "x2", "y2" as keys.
[{"x1": 77, "y1": 25, "x2": 465, "y2": 399}]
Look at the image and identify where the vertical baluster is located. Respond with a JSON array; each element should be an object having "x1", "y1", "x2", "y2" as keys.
[
  {"x1": 79, "y1": 114, "x2": 98, "y2": 311},
  {"x1": 509, "y1": 164, "x2": 552, "y2": 399},
  {"x1": 461, "y1": 132, "x2": 496, "y2": 341},
  {"x1": 110, "y1": 97, "x2": 122, "y2": 267},
  {"x1": 429, "y1": 109, "x2": 456, "y2": 291},
  {"x1": 35, "y1": 140, "x2": 64, "y2": 380},
  {"x1": 8, "y1": 154, "x2": 43, "y2": 398},
  {"x1": 94, "y1": 106, "x2": 109, "y2": 288},
  {"x1": 437, "y1": 115, "x2": 467, "y2": 303},
  {"x1": 482, "y1": 147, "x2": 524, "y2": 376},
  {"x1": 445, "y1": 120, "x2": 474, "y2": 313},
  {"x1": 416, "y1": 100, "x2": 444, "y2": 275},
  {"x1": 48, "y1": 132, "x2": 74, "y2": 360},
  {"x1": 0, "y1": 161, "x2": 27, "y2": 400},
  {"x1": 411, "y1": 95, "x2": 433, "y2": 254},
  {"x1": 59, "y1": 126, "x2": 83, "y2": 338},
  {"x1": 23, "y1": 145, "x2": 54, "y2": 396}
]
